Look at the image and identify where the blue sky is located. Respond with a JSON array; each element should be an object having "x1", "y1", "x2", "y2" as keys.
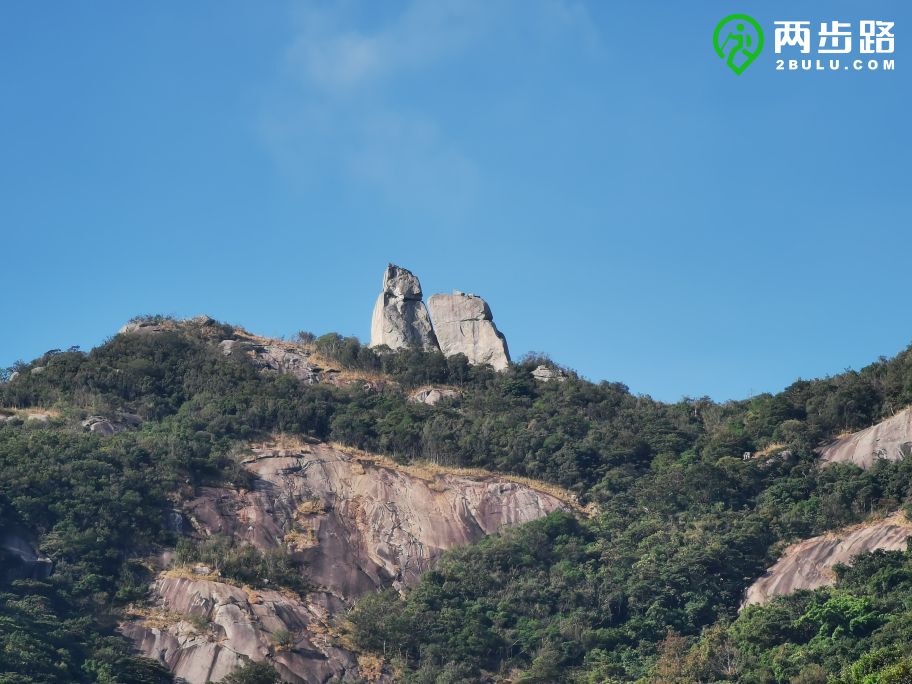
[{"x1": 0, "y1": 1, "x2": 908, "y2": 402}]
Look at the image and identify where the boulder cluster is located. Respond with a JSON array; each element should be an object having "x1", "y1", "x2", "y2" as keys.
[{"x1": 369, "y1": 264, "x2": 511, "y2": 371}]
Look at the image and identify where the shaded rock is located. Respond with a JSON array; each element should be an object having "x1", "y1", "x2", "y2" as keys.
[
  {"x1": 427, "y1": 292, "x2": 510, "y2": 371},
  {"x1": 743, "y1": 513, "x2": 912, "y2": 607},
  {"x1": 123, "y1": 576, "x2": 365, "y2": 684},
  {"x1": 1, "y1": 530, "x2": 53, "y2": 581},
  {"x1": 409, "y1": 387, "x2": 461, "y2": 406},
  {"x1": 83, "y1": 416, "x2": 121, "y2": 436},
  {"x1": 81, "y1": 413, "x2": 141, "y2": 436},
  {"x1": 369, "y1": 265, "x2": 438, "y2": 351},
  {"x1": 819, "y1": 407, "x2": 912, "y2": 469},
  {"x1": 532, "y1": 365, "x2": 566, "y2": 382}
]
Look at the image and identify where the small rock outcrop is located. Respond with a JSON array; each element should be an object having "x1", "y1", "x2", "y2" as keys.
[
  {"x1": 369, "y1": 265, "x2": 438, "y2": 351},
  {"x1": 82, "y1": 413, "x2": 142, "y2": 436},
  {"x1": 532, "y1": 365, "x2": 567, "y2": 383},
  {"x1": 220, "y1": 339, "x2": 331, "y2": 385},
  {"x1": 819, "y1": 407, "x2": 912, "y2": 469},
  {"x1": 409, "y1": 386, "x2": 461, "y2": 406},
  {"x1": 427, "y1": 292, "x2": 510, "y2": 371},
  {"x1": 743, "y1": 513, "x2": 912, "y2": 607}
]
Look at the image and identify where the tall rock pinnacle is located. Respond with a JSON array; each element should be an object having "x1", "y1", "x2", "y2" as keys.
[
  {"x1": 427, "y1": 291, "x2": 510, "y2": 371},
  {"x1": 369, "y1": 264, "x2": 438, "y2": 350}
]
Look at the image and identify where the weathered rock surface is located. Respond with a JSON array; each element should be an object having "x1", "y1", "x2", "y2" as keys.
[
  {"x1": 531, "y1": 365, "x2": 567, "y2": 383},
  {"x1": 187, "y1": 443, "x2": 566, "y2": 596},
  {"x1": 408, "y1": 386, "x2": 461, "y2": 405},
  {"x1": 369, "y1": 265, "x2": 438, "y2": 351},
  {"x1": 426, "y1": 292, "x2": 510, "y2": 371},
  {"x1": 743, "y1": 514, "x2": 912, "y2": 607},
  {"x1": 819, "y1": 408, "x2": 912, "y2": 469},
  {"x1": 127, "y1": 443, "x2": 566, "y2": 681},
  {"x1": 122, "y1": 576, "x2": 361, "y2": 684}
]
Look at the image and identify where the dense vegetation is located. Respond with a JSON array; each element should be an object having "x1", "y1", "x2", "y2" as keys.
[{"x1": 4, "y1": 318, "x2": 912, "y2": 681}]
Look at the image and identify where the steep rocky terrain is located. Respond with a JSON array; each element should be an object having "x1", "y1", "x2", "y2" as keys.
[
  {"x1": 122, "y1": 576, "x2": 357, "y2": 684},
  {"x1": 124, "y1": 441, "x2": 568, "y2": 682},
  {"x1": 818, "y1": 407, "x2": 912, "y2": 469},
  {"x1": 743, "y1": 513, "x2": 912, "y2": 607},
  {"x1": 426, "y1": 292, "x2": 510, "y2": 371}
]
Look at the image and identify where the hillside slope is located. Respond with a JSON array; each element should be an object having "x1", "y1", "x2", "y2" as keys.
[{"x1": 5, "y1": 316, "x2": 912, "y2": 682}]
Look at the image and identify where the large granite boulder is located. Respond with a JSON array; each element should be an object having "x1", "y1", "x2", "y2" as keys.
[
  {"x1": 369, "y1": 264, "x2": 438, "y2": 351},
  {"x1": 427, "y1": 291, "x2": 510, "y2": 371}
]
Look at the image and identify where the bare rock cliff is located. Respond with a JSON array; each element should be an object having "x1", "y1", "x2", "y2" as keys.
[
  {"x1": 743, "y1": 513, "x2": 912, "y2": 607},
  {"x1": 125, "y1": 443, "x2": 567, "y2": 681},
  {"x1": 818, "y1": 407, "x2": 912, "y2": 469}
]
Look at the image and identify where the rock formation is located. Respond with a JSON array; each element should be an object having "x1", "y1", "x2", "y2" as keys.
[
  {"x1": 82, "y1": 412, "x2": 142, "y2": 436},
  {"x1": 531, "y1": 365, "x2": 567, "y2": 383},
  {"x1": 408, "y1": 386, "x2": 461, "y2": 406},
  {"x1": 426, "y1": 292, "x2": 510, "y2": 371},
  {"x1": 122, "y1": 576, "x2": 360, "y2": 684},
  {"x1": 220, "y1": 339, "x2": 331, "y2": 385},
  {"x1": 743, "y1": 513, "x2": 912, "y2": 607},
  {"x1": 125, "y1": 442, "x2": 567, "y2": 681},
  {"x1": 818, "y1": 408, "x2": 912, "y2": 469},
  {"x1": 369, "y1": 265, "x2": 438, "y2": 351}
]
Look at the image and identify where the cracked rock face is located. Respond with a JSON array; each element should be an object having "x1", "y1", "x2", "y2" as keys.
[
  {"x1": 122, "y1": 576, "x2": 359, "y2": 684},
  {"x1": 426, "y1": 292, "x2": 510, "y2": 371},
  {"x1": 818, "y1": 407, "x2": 912, "y2": 469},
  {"x1": 369, "y1": 264, "x2": 438, "y2": 351},
  {"x1": 743, "y1": 513, "x2": 912, "y2": 607},
  {"x1": 126, "y1": 443, "x2": 565, "y2": 681},
  {"x1": 187, "y1": 443, "x2": 566, "y2": 596}
]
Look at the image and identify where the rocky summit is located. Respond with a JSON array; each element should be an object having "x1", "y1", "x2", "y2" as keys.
[
  {"x1": 427, "y1": 291, "x2": 510, "y2": 371},
  {"x1": 369, "y1": 264, "x2": 438, "y2": 351},
  {"x1": 368, "y1": 264, "x2": 512, "y2": 371}
]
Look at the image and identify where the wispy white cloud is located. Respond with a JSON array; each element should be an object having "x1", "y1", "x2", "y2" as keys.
[
  {"x1": 260, "y1": 0, "x2": 601, "y2": 214},
  {"x1": 287, "y1": 0, "x2": 494, "y2": 92}
]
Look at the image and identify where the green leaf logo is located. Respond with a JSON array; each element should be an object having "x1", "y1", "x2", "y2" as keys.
[{"x1": 714, "y1": 14, "x2": 764, "y2": 75}]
